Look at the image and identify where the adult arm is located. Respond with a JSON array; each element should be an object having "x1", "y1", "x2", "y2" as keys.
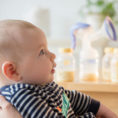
[{"x1": 0, "y1": 95, "x2": 22, "y2": 118}]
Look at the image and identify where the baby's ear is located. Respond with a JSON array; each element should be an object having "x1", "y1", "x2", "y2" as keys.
[{"x1": 2, "y1": 61, "x2": 21, "y2": 82}]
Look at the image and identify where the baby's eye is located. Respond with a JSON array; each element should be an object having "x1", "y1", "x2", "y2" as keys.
[{"x1": 39, "y1": 49, "x2": 45, "y2": 56}]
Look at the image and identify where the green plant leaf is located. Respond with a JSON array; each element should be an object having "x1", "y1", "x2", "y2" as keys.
[
  {"x1": 96, "y1": 0, "x2": 105, "y2": 6},
  {"x1": 102, "y1": 3, "x2": 115, "y2": 17}
]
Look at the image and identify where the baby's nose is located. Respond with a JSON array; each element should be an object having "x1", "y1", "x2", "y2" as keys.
[
  {"x1": 53, "y1": 62, "x2": 56, "y2": 68},
  {"x1": 50, "y1": 52, "x2": 56, "y2": 60},
  {"x1": 52, "y1": 53, "x2": 56, "y2": 59}
]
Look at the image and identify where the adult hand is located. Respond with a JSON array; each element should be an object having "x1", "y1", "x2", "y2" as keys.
[{"x1": 0, "y1": 95, "x2": 22, "y2": 118}]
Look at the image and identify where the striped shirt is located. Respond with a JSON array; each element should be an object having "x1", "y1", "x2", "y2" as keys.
[{"x1": 0, "y1": 81, "x2": 100, "y2": 118}]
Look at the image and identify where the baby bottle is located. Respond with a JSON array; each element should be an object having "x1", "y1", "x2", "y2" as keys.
[
  {"x1": 79, "y1": 36, "x2": 99, "y2": 82},
  {"x1": 71, "y1": 24, "x2": 99, "y2": 82},
  {"x1": 110, "y1": 48, "x2": 118, "y2": 83},
  {"x1": 102, "y1": 47, "x2": 114, "y2": 82},
  {"x1": 56, "y1": 48, "x2": 75, "y2": 82}
]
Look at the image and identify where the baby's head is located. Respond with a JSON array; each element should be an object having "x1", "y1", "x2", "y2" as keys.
[{"x1": 0, "y1": 20, "x2": 56, "y2": 87}]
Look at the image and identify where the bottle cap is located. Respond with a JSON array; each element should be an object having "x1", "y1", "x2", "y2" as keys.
[
  {"x1": 113, "y1": 48, "x2": 118, "y2": 54},
  {"x1": 59, "y1": 48, "x2": 73, "y2": 53},
  {"x1": 104, "y1": 47, "x2": 114, "y2": 53}
]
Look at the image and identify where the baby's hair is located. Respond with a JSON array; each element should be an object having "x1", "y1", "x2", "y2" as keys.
[
  {"x1": 0, "y1": 20, "x2": 36, "y2": 29},
  {"x1": 0, "y1": 20, "x2": 38, "y2": 76},
  {"x1": 0, "y1": 19, "x2": 37, "y2": 59}
]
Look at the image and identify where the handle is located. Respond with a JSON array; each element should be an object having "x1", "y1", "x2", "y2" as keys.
[
  {"x1": 104, "y1": 16, "x2": 117, "y2": 41},
  {"x1": 70, "y1": 22, "x2": 90, "y2": 49}
]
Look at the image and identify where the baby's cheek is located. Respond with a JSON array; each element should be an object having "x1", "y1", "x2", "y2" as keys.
[
  {"x1": 42, "y1": 66, "x2": 50, "y2": 75},
  {"x1": 37, "y1": 58, "x2": 52, "y2": 76},
  {"x1": 42, "y1": 60, "x2": 51, "y2": 70}
]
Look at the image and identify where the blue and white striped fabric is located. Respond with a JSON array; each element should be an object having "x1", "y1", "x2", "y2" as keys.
[{"x1": 0, "y1": 81, "x2": 99, "y2": 118}]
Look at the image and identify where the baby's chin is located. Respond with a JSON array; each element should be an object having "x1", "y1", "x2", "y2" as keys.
[
  {"x1": 48, "y1": 76, "x2": 54, "y2": 83},
  {"x1": 38, "y1": 77, "x2": 54, "y2": 86}
]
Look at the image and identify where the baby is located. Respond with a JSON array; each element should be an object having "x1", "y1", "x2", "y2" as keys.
[{"x1": 0, "y1": 20, "x2": 117, "y2": 118}]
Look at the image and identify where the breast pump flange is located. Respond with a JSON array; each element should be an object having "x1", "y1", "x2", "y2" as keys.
[{"x1": 71, "y1": 16, "x2": 117, "y2": 82}]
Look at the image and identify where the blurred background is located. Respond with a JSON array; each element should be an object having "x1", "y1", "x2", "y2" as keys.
[{"x1": 0, "y1": 0, "x2": 118, "y2": 50}]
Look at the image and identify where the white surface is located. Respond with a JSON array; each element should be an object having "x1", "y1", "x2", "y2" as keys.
[{"x1": 0, "y1": 0, "x2": 85, "y2": 39}]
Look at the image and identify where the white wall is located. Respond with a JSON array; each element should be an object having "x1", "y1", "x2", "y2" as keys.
[
  {"x1": 0, "y1": 0, "x2": 117, "y2": 53},
  {"x1": 0, "y1": 0, "x2": 85, "y2": 40}
]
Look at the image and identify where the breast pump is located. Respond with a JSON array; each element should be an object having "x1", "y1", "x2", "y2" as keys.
[{"x1": 71, "y1": 16, "x2": 117, "y2": 82}]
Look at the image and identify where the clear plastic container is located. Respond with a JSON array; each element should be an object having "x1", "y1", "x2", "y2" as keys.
[
  {"x1": 102, "y1": 47, "x2": 113, "y2": 82},
  {"x1": 79, "y1": 47, "x2": 99, "y2": 82},
  {"x1": 110, "y1": 48, "x2": 118, "y2": 83},
  {"x1": 55, "y1": 48, "x2": 75, "y2": 82}
]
